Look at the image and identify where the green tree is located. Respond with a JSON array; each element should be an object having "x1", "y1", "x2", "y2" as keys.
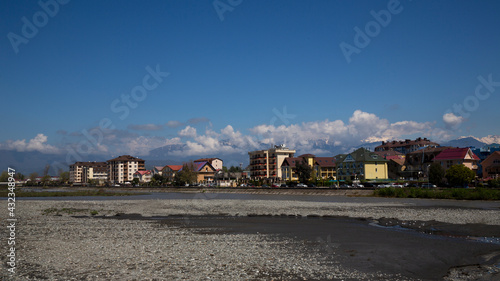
[
  {"x1": 174, "y1": 162, "x2": 198, "y2": 186},
  {"x1": 132, "y1": 178, "x2": 140, "y2": 186},
  {"x1": 15, "y1": 173, "x2": 25, "y2": 180},
  {"x1": 28, "y1": 172, "x2": 39, "y2": 186},
  {"x1": 229, "y1": 166, "x2": 242, "y2": 173},
  {"x1": 429, "y1": 163, "x2": 445, "y2": 186},
  {"x1": 41, "y1": 175, "x2": 51, "y2": 186},
  {"x1": 445, "y1": 164, "x2": 475, "y2": 187},
  {"x1": 59, "y1": 171, "x2": 69, "y2": 185},
  {"x1": 152, "y1": 174, "x2": 164, "y2": 185},
  {"x1": 295, "y1": 159, "x2": 312, "y2": 184},
  {"x1": 0, "y1": 171, "x2": 9, "y2": 182}
]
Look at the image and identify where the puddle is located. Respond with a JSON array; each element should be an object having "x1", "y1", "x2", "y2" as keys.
[{"x1": 370, "y1": 217, "x2": 500, "y2": 245}]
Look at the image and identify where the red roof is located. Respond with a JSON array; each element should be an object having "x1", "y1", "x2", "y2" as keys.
[
  {"x1": 134, "y1": 170, "x2": 151, "y2": 175},
  {"x1": 434, "y1": 148, "x2": 480, "y2": 161},
  {"x1": 314, "y1": 157, "x2": 336, "y2": 167},
  {"x1": 165, "y1": 165, "x2": 183, "y2": 171}
]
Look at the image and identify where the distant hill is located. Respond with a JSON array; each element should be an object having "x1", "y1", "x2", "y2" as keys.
[
  {"x1": 440, "y1": 137, "x2": 487, "y2": 148},
  {"x1": 0, "y1": 150, "x2": 109, "y2": 176}
]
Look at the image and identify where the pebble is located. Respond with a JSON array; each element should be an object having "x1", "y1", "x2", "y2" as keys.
[{"x1": 1, "y1": 198, "x2": 498, "y2": 280}]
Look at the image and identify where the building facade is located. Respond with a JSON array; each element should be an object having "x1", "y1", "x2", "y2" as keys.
[
  {"x1": 193, "y1": 158, "x2": 223, "y2": 171},
  {"x1": 248, "y1": 145, "x2": 296, "y2": 180},
  {"x1": 194, "y1": 161, "x2": 217, "y2": 183},
  {"x1": 161, "y1": 165, "x2": 183, "y2": 182},
  {"x1": 281, "y1": 154, "x2": 336, "y2": 181},
  {"x1": 482, "y1": 151, "x2": 500, "y2": 179},
  {"x1": 404, "y1": 147, "x2": 452, "y2": 179},
  {"x1": 433, "y1": 148, "x2": 480, "y2": 174},
  {"x1": 69, "y1": 161, "x2": 108, "y2": 184},
  {"x1": 107, "y1": 155, "x2": 145, "y2": 184},
  {"x1": 133, "y1": 170, "x2": 152, "y2": 183},
  {"x1": 336, "y1": 148, "x2": 388, "y2": 181},
  {"x1": 375, "y1": 137, "x2": 439, "y2": 154}
]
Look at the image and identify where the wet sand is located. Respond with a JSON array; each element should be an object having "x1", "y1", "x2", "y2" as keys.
[{"x1": 110, "y1": 213, "x2": 500, "y2": 280}]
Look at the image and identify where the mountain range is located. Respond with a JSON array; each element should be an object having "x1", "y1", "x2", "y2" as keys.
[{"x1": 2, "y1": 136, "x2": 499, "y2": 175}]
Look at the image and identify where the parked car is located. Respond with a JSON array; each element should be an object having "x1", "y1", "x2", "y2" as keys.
[
  {"x1": 296, "y1": 183, "x2": 307, "y2": 187},
  {"x1": 271, "y1": 184, "x2": 280, "y2": 188},
  {"x1": 421, "y1": 183, "x2": 437, "y2": 188},
  {"x1": 307, "y1": 183, "x2": 316, "y2": 187},
  {"x1": 280, "y1": 184, "x2": 288, "y2": 188},
  {"x1": 261, "y1": 184, "x2": 269, "y2": 188}
]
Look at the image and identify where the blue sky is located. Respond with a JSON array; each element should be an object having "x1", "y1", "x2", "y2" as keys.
[{"x1": 1, "y1": 0, "x2": 500, "y2": 159}]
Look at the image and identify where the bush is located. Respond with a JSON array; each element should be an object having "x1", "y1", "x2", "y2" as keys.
[{"x1": 374, "y1": 187, "x2": 500, "y2": 200}]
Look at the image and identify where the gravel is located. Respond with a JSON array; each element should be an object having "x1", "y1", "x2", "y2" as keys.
[{"x1": 1, "y1": 197, "x2": 499, "y2": 280}]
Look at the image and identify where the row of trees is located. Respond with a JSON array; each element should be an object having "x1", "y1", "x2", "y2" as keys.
[{"x1": 0, "y1": 169, "x2": 70, "y2": 186}]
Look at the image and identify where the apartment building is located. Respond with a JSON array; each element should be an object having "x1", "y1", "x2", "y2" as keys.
[
  {"x1": 193, "y1": 158, "x2": 223, "y2": 171},
  {"x1": 107, "y1": 155, "x2": 145, "y2": 184},
  {"x1": 248, "y1": 145, "x2": 296, "y2": 180},
  {"x1": 375, "y1": 137, "x2": 439, "y2": 154},
  {"x1": 69, "y1": 161, "x2": 108, "y2": 184},
  {"x1": 433, "y1": 147, "x2": 480, "y2": 173},
  {"x1": 281, "y1": 154, "x2": 336, "y2": 181},
  {"x1": 482, "y1": 151, "x2": 500, "y2": 179},
  {"x1": 336, "y1": 148, "x2": 388, "y2": 181}
]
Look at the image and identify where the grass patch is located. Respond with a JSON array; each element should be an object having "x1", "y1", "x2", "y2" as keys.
[
  {"x1": 0, "y1": 187, "x2": 147, "y2": 198},
  {"x1": 374, "y1": 187, "x2": 500, "y2": 200}
]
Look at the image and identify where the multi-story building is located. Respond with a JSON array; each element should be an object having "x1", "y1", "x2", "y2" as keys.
[
  {"x1": 161, "y1": 165, "x2": 183, "y2": 182},
  {"x1": 314, "y1": 157, "x2": 336, "y2": 179},
  {"x1": 193, "y1": 158, "x2": 223, "y2": 171},
  {"x1": 69, "y1": 161, "x2": 108, "y2": 184},
  {"x1": 482, "y1": 151, "x2": 500, "y2": 179},
  {"x1": 374, "y1": 150, "x2": 406, "y2": 180},
  {"x1": 404, "y1": 146, "x2": 452, "y2": 179},
  {"x1": 375, "y1": 137, "x2": 439, "y2": 154},
  {"x1": 433, "y1": 147, "x2": 480, "y2": 174},
  {"x1": 107, "y1": 155, "x2": 145, "y2": 184},
  {"x1": 248, "y1": 145, "x2": 296, "y2": 180},
  {"x1": 281, "y1": 154, "x2": 336, "y2": 181},
  {"x1": 133, "y1": 170, "x2": 152, "y2": 183},
  {"x1": 194, "y1": 161, "x2": 217, "y2": 183},
  {"x1": 336, "y1": 148, "x2": 388, "y2": 181}
]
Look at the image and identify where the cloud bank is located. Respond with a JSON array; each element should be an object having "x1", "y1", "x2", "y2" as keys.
[{"x1": 0, "y1": 110, "x2": 476, "y2": 158}]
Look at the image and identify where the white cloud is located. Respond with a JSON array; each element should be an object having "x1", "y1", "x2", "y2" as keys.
[
  {"x1": 1, "y1": 111, "x2": 466, "y2": 158},
  {"x1": 443, "y1": 112, "x2": 465, "y2": 128},
  {"x1": 165, "y1": 110, "x2": 444, "y2": 157},
  {"x1": 477, "y1": 135, "x2": 500, "y2": 145},
  {"x1": 0, "y1": 134, "x2": 61, "y2": 154},
  {"x1": 178, "y1": 126, "x2": 197, "y2": 138}
]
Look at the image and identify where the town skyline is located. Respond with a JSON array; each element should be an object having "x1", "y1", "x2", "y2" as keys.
[{"x1": 1, "y1": 1, "x2": 500, "y2": 173}]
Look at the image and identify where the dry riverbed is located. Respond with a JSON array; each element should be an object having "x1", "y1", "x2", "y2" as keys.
[{"x1": 1, "y1": 197, "x2": 500, "y2": 280}]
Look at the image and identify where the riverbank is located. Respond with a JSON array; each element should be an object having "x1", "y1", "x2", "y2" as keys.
[{"x1": 1, "y1": 198, "x2": 499, "y2": 280}]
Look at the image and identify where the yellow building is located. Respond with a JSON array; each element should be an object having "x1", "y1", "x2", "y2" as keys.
[
  {"x1": 336, "y1": 148, "x2": 388, "y2": 181},
  {"x1": 281, "y1": 154, "x2": 336, "y2": 181}
]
